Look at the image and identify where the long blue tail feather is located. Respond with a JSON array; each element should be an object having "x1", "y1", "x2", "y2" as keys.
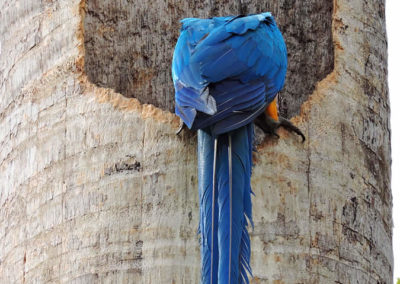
[
  {"x1": 198, "y1": 125, "x2": 253, "y2": 283},
  {"x1": 198, "y1": 130, "x2": 219, "y2": 284},
  {"x1": 175, "y1": 12, "x2": 287, "y2": 283}
]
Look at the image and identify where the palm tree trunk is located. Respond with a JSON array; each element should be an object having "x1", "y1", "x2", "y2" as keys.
[{"x1": 0, "y1": 0, "x2": 392, "y2": 283}]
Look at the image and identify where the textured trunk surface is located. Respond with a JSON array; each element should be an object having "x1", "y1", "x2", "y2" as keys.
[{"x1": 0, "y1": 0, "x2": 392, "y2": 283}]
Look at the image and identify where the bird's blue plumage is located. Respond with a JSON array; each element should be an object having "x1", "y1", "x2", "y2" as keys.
[
  {"x1": 198, "y1": 125, "x2": 254, "y2": 284},
  {"x1": 198, "y1": 130, "x2": 220, "y2": 284},
  {"x1": 173, "y1": 12, "x2": 287, "y2": 283},
  {"x1": 215, "y1": 125, "x2": 253, "y2": 283},
  {"x1": 172, "y1": 12, "x2": 287, "y2": 135}
]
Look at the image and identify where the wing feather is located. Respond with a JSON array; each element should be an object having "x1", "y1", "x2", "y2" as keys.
[{"x1": 173, "y1": 13, "x2": 287, "y2": 131}]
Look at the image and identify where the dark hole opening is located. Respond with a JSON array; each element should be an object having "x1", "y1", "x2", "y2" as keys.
[{"x1": 84, "y1": 0, "x2": 334, "y2": 119}]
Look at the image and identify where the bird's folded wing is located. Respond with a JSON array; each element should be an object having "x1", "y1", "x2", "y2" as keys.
[{"x1": 173, "y1": 13, "x2": 287, "y2": 128}]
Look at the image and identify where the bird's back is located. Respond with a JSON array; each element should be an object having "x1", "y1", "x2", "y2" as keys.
[{"x1": 172, "y1": 12, "x2": 287, "y2": 136}]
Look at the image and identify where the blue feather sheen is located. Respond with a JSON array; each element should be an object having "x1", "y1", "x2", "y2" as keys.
[
  {"x1": 215, "y1": 125, "x2": 253, "y2": 283},
  {"x1": 173, "y1": 12, "x2": 288, "y2": 284},
  {"x1": 197, "y1": 125, "x2": 254, "y2": 283},
  {"x1": 192, "y1": 81, "x2": 265, "y2": 133},
  {"x1": 198, "y1": 130, "x2": 219, "y2": 284},
  {"x1": 173, "y1": 13, "x2": 287, "y2": 132}
]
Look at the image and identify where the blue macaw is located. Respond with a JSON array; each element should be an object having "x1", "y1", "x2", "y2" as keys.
[{"x1": 172, "y1": 12, "x2": 304, "y2": 283}]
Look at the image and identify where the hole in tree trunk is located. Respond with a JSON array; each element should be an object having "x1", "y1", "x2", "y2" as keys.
[{"x1": 84, "y1": 0, "x2": 333, "y2": 119}]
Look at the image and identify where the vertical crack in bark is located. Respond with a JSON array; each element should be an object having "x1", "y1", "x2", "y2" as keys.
[
  {"x1": 139, "y1": 115, "x2": 146, "y2": 275},
  {"x1": 237, "y1": 0, "x2": 243, "y2": 14},
  {"x1": 306, "y1": 119, "x2": 312, "y2": 279}
]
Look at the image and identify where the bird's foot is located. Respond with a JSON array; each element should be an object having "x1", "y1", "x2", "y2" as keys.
[
  {"x1": 255, "y1": 113, "x2": 305, "y2": 142},
  {"x1": 278, "y1": 117, "x2": 306, "y2": 142},
  {"x1": 176, "y1": 120, "x2": 187, "y2": 135}
]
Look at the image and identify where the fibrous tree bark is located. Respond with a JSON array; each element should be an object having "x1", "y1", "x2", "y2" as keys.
[{"x1": 0, "y1": 0, "x2": 392, "y2": 283}]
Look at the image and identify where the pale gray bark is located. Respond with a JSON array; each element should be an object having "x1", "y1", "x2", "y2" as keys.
[{"x1": 0, "y1": 0, "x2": 392, "y2": 283}]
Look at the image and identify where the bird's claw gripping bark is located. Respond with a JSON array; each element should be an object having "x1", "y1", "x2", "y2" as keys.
[
  {"x1": 255, "y1": 113, "x2": 305, "y2": 142},
  {"x1": 176, "y1": 120, "x2": 187, "y2": 135},
  {"x1": 278, "y1": 117, "x2": 306, "y2": 142}
]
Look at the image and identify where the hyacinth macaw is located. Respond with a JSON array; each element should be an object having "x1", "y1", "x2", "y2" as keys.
[{"x1": 172, "y1": 12, "x2": 304, "y2": 283}]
